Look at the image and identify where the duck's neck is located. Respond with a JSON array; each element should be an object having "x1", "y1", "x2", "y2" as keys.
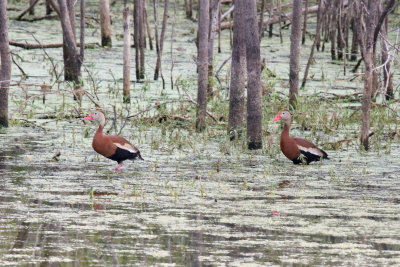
[
  {"x1": 281, "y1": 121, "x2": 291, "y2": 138},
  {"x1": 95, "y1": 124, "x2": 104, "y2": 137}
]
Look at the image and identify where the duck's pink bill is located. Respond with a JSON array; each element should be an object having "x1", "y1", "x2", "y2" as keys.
[
  {"x1": 273, "y1": 114, "x2": 281, "y2": 121},
  {"x1": 83, "y1": 115, "x2": 93, "y2": 120}
]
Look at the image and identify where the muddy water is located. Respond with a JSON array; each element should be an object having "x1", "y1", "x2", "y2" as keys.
[{"x1": 2, "y1": 1, "x2": 400, "y2": 266}]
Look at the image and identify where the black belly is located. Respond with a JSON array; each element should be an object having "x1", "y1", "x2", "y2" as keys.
[{"x1": 107, "y1": 147, "x2": 140, "y2": 164}]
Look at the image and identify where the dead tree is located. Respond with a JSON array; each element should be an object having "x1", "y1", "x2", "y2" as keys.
[
  {"x1": 0, "y1": 0, "x2": 12, "y2": 127},
  {"x1": 196, "y1": 0, "x2": 210, "y2": 132},
  {"x1": 58, "y1": 0, "x2": 82, "y2": 102},
  {"x1": 268, "y1": 0, "x2": 274, "y2": 37},
  {"x1": 134, "y1": 0, "x2": 145, "y2": 80},
  {"x1": 302, "y1": 0, "x2": 308, "y2": 44},
  {"x1": 288, "y1": 0, "x2": 302, "y2": 109},
  {"x1": 207, "y1": 0, "x2": 221, "y2": 95},
  {"x1": 100, "y1": 0, "x2": 112, "y2": 47},
  {"x1": 228, "y1": 0, "x2": 246, "y2": 139},
  {"x1": 301, "y1": 0, "x2": 324, "y2": 88},
  {"x1": 185, "y1": 0, "x2": 193, "y2": 19},
  {"x1": 80, "y1": 0, "x2": 85, "y2": 60},
  {"x1": 355, "y1": 0, "x2": 377, "y2": 150},
  {"x1": 123, "y1": 6, "x2": 131, "y2": 103},
  {"x1": 380, "y1": 16, "x2": 393, "y2": 100},
  {"x1": 245, "y1": 0, "x2": 263, "y2": 149},
  {"x1": 329, "y1": 0, "x2": 337, "y2": 60},
  {"x1": 153, "y1": 0, "x2": 169, "y2": 83}
]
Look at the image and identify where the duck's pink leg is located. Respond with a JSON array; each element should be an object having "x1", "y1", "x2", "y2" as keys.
[{"x1": 113, "y1": 162, "x2": 123, "y2": 173}]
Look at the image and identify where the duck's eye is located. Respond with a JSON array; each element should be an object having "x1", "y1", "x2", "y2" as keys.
[
  {"x1": 94, "y1": 112, "x2": 98, "y2": 115},
  {"x1": 282, "y1": 112, "x2": 285, "y2": 115}
]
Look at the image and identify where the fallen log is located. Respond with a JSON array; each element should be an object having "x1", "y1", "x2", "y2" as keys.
[{"x1": 9, "y1": 41, "x2": 98, "y2": 49}]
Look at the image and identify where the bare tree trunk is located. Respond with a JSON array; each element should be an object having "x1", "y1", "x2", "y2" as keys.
[
  {"x1": 46, "y1": 0, "x2": 53, "y2": 15},
  {"x1": 29, "y1": 0, "x2": 36, "y2": 15},
  {"x1": 330, "y1": 0, "x2": 337, "y2": 60},
  {"x1": 207, "y1": 0, "x2": 221, "y2": 95},
  {"x1": 144, "y1": 4, "x2": 153, "y2": 50},
  {"x1": 336, "y1": 0, "x2": 345, "y2": 60},
  {"x1": 301, "y1": 0, "x2": 324, "y2": 88},
  {"x1": 100, "y1": 0, "x2": 112, "y2": 47},
  {"x1": 268, "y1": 0, "x2": 274, "y2": 38},
  {"x1": 196, "y1": 0, "x2": 210, "y2": 132},
  {"x1": 134, "y1": 0, "x2": 145, "y2": 80},
  {"x1": 355, "y1": 0, "x2": 377, "y2": 150},
  {"x1": 228, "y1": 0, "x2": 246, "y2": 139},
  {"x1": 80, "y1": 0, "x2": 85, "y2": 60},
  {"x1": 288, "y1": 0, "x2": 302, "y2": 109},
  {"x1": 58, "y1": 0, "x2": 82, "y2": 103},
  {"x1": 302, "y1": 0, "x2": 308, "y2": 44},
  {"x1": 245, "y1": 0, "x2": 263, "y2": 150},
  {"x1": 154, "y1": 0, "x2": 168, "y2": 83},
  {"x1": 0, "y1": 0, "x2": 12, "y2": 127},
  {"x1": 63, "y1": 0, "x2": 76, "y2": 81},
  {"x1": 123, "y1": 6, "x2": 131, "y2": 103},
  {"x1": 259, "y1": 0, "x2": 265, "y2": 38},
  {"x1": 380, "y1": 16, "x2": 393, "y2": 100},
  {"x1": 350, "y1": 18, "x2": 358, "y2": 61},
  {"x1": 185, "y1": 0, "x2": 193, "y2": 19}
]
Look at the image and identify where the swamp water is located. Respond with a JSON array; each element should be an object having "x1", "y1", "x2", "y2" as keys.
[{"x1": 1, "y1": 1, "x2": 400, "y2": 266}]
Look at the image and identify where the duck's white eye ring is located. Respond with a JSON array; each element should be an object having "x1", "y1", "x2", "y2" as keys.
[
  {"x1": 282, "y1": 112, "x2": 285, "y2": 115},
  {"x1": 94, "y1": 112, "x2": 98, "y2": 115}
]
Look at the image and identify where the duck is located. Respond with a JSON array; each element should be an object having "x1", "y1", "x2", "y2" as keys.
[
  {"x1": 273, "y1": 110, "x2": 328, "y2": 164},
  {"x1": 83, "y1": 110, "x2": 143, "y2": 172}
]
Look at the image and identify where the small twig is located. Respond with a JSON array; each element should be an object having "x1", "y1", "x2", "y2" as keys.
[
  {"x1": 10, "y1": 52, "x2": 28, "y2": 78},
  {"x1": 31, "y1": 34, "x2": 61, "y2": 81},
  {"x1": 185, "y1": 91, "x2": 218, "y2": 122}
]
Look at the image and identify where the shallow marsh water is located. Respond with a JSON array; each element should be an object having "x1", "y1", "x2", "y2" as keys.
[{"x1": 1, "y1": 1, "x2": 400, "y2": 266}]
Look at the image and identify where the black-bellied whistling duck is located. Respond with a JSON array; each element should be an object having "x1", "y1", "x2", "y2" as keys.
[
  {"x1": 83, "y1": 110, "x2": 143, "y2": 172},
  {"x1": 273, "y1": 110, "x2": 328, "y2": 164}
]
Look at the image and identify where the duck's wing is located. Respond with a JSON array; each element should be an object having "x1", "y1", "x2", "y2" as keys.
[{"x1": 108, "y1": 135, "x2": 139, "y2": 153}]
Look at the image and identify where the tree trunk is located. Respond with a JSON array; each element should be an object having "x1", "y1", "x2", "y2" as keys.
[
  {"x1": 46, "y1": 0, "x2": 53, "y2": 15},
  {"x1": 134, "y1": 0, "x2": 145, "y2": 80},
  {"x1": 58, "y1": 0, "x2": 82, "y2": 103},
  {"x1": 144, "y1": 3, "x2": 153, "y2": 51},
  {"x1": 245, "y1": 0, "x2": 263, "y2": 150},
  {"x1": 196, "y1": 0, "x2": 210, "y2": 132},
  {"x1": 301, "y1": 0, "x2": 324, "y2": 88},
  {"x1": 63, "y1": 0, "x2": 76, "y2": 81},
  {"x1": 380, "y1": 16, "x2": 393, "y2": 100},
  {"x1": 207, "y1": 0, "x2": 221, "y2": 95},
  {"x1": 228, "y1": 0, "x2": 246, "y2": 139},
  {"x1": 302, "y1": 0, "x2": 308, "y2": 44},
  {"x1": 268, "y1": 0, "x2": 274, "y2": 38},
  {"x1": 0, "y1": 0, "x2": 12, "y2": 127},
  {"x1": 154, "y1": 0, "x2": 168, "y2": 82},
  {"x1": 123, "y1": 6, "x2": 131, "y2": 103},
  {"x1": 356, "y1": 0, "x2": 377, "y2": 150},
  {"x1": 259, "y1": 0, "x2": 265, "y2": 38},
  {"x1": 80, "y1": 0, "x2": 85, "y2": 60},
  {"x1": 329, "y1": 0, "x2": 337, "y2": 60},
  {"x1": 288, "y1": 0, "x2": 302, "y2": 109},
  {"x1": 185, "y1": 0, "x2": 193, "y2": 19},
  {"x1": 350, "y1": 18, "x2": 358, "y2": 61},
  {"x1": 29, "y1": 0, "x2": 36, "y2": 15},
  {"x1": 100, "y1": 0, "x2": 112, "y2": 47}
]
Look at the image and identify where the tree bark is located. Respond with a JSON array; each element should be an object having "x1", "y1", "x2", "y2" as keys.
[
  {"x1": 100, "y1": 0, "x2": 112, "y2": 47},
  {"x1": 196, "y1": 0, "x2": 210, "y2": 132},
  {"x1": 134, "y1": 0, "x2": 145, "y2": 80},
  {"x1": 80, "y1": 0, "x2": 85, "y2": 61},
  {"x1": 302, "y1": 0, "x2": 308, "y2": 44},
  {"x1": 380, "y1": 16, "x2": 393, "y2": 100},
  {"x1": 207, "y1": 0, "x2": 221, "y2": 95},
  {"x1": 144, "y1": 3, "x2": 153, "y2": 50},
  {"x1": 245, "y1": 0, "x2": 263, "y2": 149},
  {"x1": 185, "y1": 0, "x2": 193, "y2": 19},
  {"x1": 123, "y1": 6, "x2": 131, "y2": 103},
  {"x1": 268, "y1": 0, "x2": 274, "y2": 38},
  {"x1": 0, "y1": 0, "x2": 11, "y2": 127},
  {"x1": 350, "y1": 18, "x2": 358, "y2": 61},
  {"x1": 288, "y1": 0, "x2": 302, "y2": 109},
  {"x1": 301, "y1": 0, "x2": 324, "y2": 88},
  {"x1": 154, "y1": 0, "x2": 168, "y2": 82},
  {"x1": 355, "y1": 0, "x2": 377, "y2": 150},
  {"x1": 58, "y1": 0, "x2": 82, "y2": 102},
  {"x1": 329, "y1": 0, "x2": 337, "y2": 60},
  {"x1": 228, "y1": 0, "x2": 246, "y2": 139}
]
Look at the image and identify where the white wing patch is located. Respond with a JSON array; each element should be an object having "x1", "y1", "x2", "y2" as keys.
[
  {"x1": 114, "y1": 142, "x2": 138, "y2": 153},
  {"x1": 297, "y1": 145, "x2": 324, "y2": 157}
]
